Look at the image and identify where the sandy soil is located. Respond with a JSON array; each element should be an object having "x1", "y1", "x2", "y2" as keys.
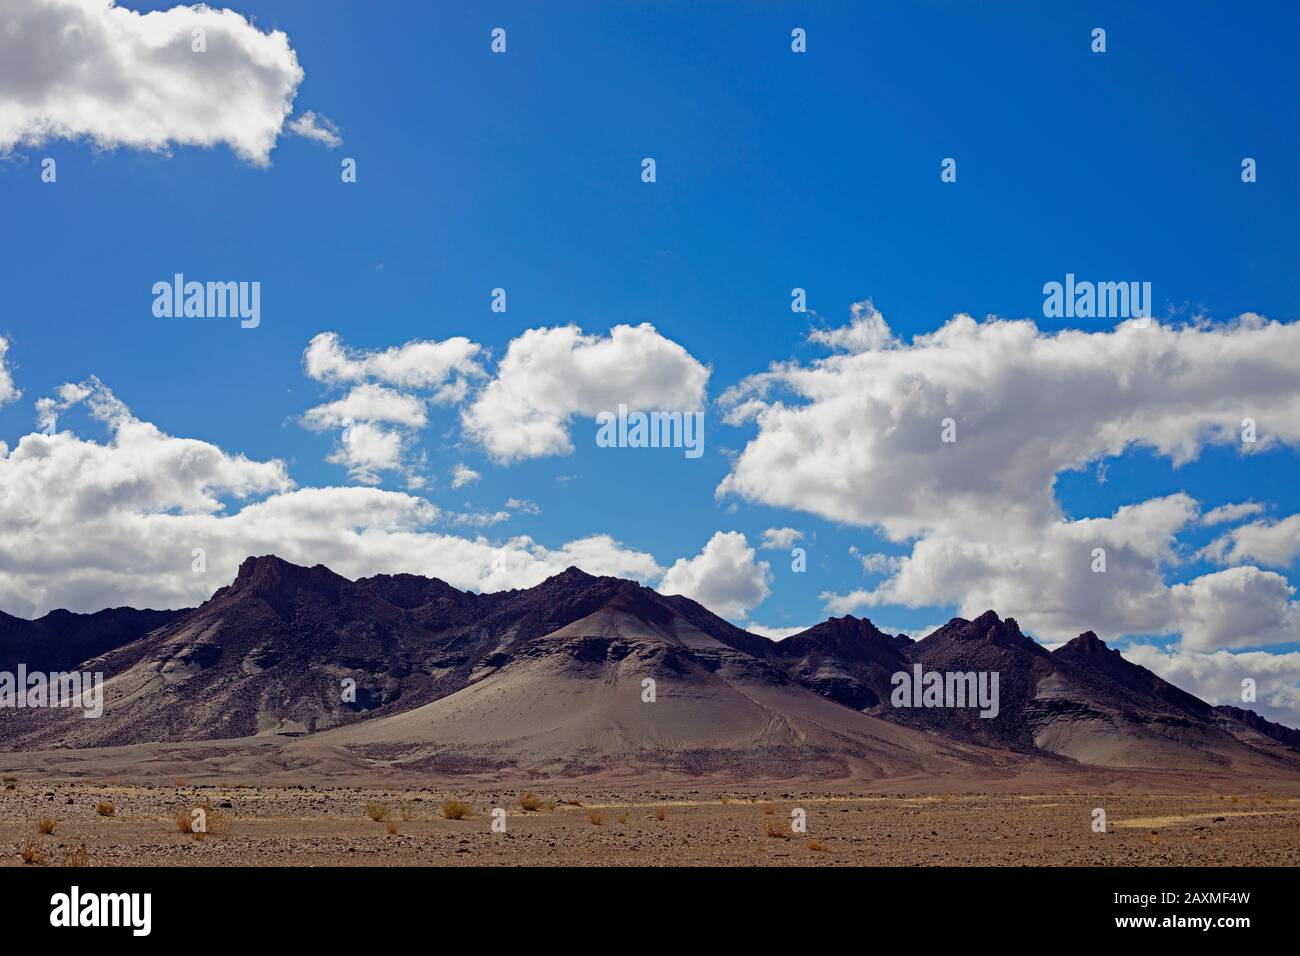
[{"x1": 4, "y1": 777, "x2": 1298, "y2": 867}]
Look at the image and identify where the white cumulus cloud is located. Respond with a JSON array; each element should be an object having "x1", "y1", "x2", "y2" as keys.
[
  {"x1": 303, "y1": 332, "x2": 485, "y2": 395},
  {"x1": 659, "y1": 531, "x2": 771, "y2": 620},
  {"x1": 1122, "y1": 643, "x2": 1300, "y2": 730},
  {"x1": 1201, "y1": 514, "x2": 1300, "y2": 569},
  {"x1": 462, "y1": 323, "x2": 710, "y2": 463},
  {"x1": 449, "y1": 463, "x2": 480, "y2": 489},
  {"x1": 301, "y1": 332, "x2": 487, "y2": 485},
  {"x1": 326, "y1": 421, "x2": 407, "y2": 486},
  {"x1": 0, "y1": 336, "x2": 20, "y2": 407},
  {"x1": 0, "y1": 380, "x2": 662, "y2": 616},
  {"x1": 0, "y1": 0, "x2": 321, "y2": 165},
  {"x1": 302, "y1": 384, "x2": 428, "y2": 431},
  {"x1": 721, "y1": 307, "x2": 1300, "y2": 648},
  {"x1": 742, "y1": 622, "x2": 811, "y2": 640},
  {"x1": 1202, "y1": 501, "x2": 1266, "y2": 526},
  {"x1": 808, "y1": 300, "x2": 897, "y2": 353},
  {"x1": 759, "y1": 527, "x2": 802, "y2": 550}
]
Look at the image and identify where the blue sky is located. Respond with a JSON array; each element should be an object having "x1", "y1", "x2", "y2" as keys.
[{"x1": 1, "y1": 1, "x2": 1298, "y2": 718}]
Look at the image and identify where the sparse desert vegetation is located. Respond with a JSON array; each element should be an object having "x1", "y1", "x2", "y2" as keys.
[
  {"x1": 519, "y1": 792, "x2": 542, "y2": 811},
  {"x1": 96, "y1": 802, "x2": 116, "y2": 817},
  {"x1": 0, "y1": 782, "x2": 1295, "y2": 867},
  {"x1": 761, "y1": 802, "x2": 776, "y2": 815},
  {"x1": 62, "y1": 845, "x2": 91, "y2": 867},
  {"x1": 365, "y1": 802, "x2": 389, "y2": 822},
  {"x1": 173, "y1": 803, "x2": 224, "y2": 839},
  {"x1": 20, "y1": 841, "x2": 47, "y2": 865},
  {"x1": 36, "y1": 817, "x2": 57, "y2": 835},
  {"x1": 442, "y1": 800, "x2": 473, "y2": 820}
]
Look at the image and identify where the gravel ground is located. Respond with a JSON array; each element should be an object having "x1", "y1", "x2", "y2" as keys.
[{"x1": 3, "y1": 780, "x2": 1297, "y2": 866}]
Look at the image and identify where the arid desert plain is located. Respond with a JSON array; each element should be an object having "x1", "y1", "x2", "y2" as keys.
[{"x1": 2, "y1": 739, "x2": 1298, "y2": 867}]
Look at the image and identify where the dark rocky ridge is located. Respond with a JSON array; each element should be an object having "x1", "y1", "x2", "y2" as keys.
[
  {"x1": 0, "y1": 606, "x2": 187, "y2": 673},
  {"x1": 0, "y1": 555, "x2": 1296, "y2": 775},
  {"x1": 1214, "y1": 704, "x2": 1300, "y2": 750},
  {"x1": 0, "y1": 556, "x2": 784, "y2": 749},
  {"x1": 771, "y1": 615, "x2": 911, "y2": 709}
]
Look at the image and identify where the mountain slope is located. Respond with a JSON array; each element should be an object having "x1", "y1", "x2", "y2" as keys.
[
  {"x1": 0, "y1": 556, "x2": 487, "y2": 749},
  {"x1": 319, "y1": 596, "x2": 982, "y2": 778},
  {"x1": 0, "y1": 558, "x2": 851, "y2": 756},
  {"x1": 773, "y1": 611, "x2": 1300, "y2": 773},
  {"x1": 1, "y1": 556, "x2": 1295, "y2": 779},
  {"x1": 901, "y1": 615, "x2": 1296, "y2": 770},
  {"x1": 771, "y1": 615, "x2": 912, "y2": 709}
]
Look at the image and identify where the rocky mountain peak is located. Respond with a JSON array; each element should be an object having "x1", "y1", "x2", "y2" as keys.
[{"x1": 228, "y1": 555, "x2": 346, "y2": 598}]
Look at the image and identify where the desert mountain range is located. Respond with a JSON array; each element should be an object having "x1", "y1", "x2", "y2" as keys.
[{"x1": 2, "y1": 555, "x2": 1297, "y2": 779}]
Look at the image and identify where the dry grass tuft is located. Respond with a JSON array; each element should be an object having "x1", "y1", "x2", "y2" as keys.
[
  {"x1": 765, "y1": 819, "x2": 790, "y2": 839},
  {"x1": 807, "y1": 838, "x2": 828, "y2": 852},
  {"x1": 36, "y1": 817, "x2": 57, "y2": 835},
  {"x1": 761, "y1": 802, "x2": 776, "y2": 815},
  {"x1": 20, "y1": 841, "x2": 47, "y2": 865},
  {"x1": 655, "y1": 806, "x2": 667, "y2": 821},
  {"x1": 173, "y1": 802, "x2": 228, "y2": 839},
  {"x1": 618, "y1": 812, "x2": 630, "y2": 825},
  {"x1": 587, "y1": 809, "x2": 605, "y2": 826},
  {"x1": 61, "y1": 845, "x2": 90, "y2": 867},
  {"x1": 519, "y1": 792, "x2": 542, "y2": 812},
  {"x1": 95, "y1": 802, "x2": 115, "y2": 817},
  {"x1": 365, "y1": 802, "x2": 390, "y2": 822},
  {"x1": 386, "y1": 822, "x2": 398, "y2": 835},
  {"x1": 442, "y1": 800, "x2": 473, "y2": 820}
]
